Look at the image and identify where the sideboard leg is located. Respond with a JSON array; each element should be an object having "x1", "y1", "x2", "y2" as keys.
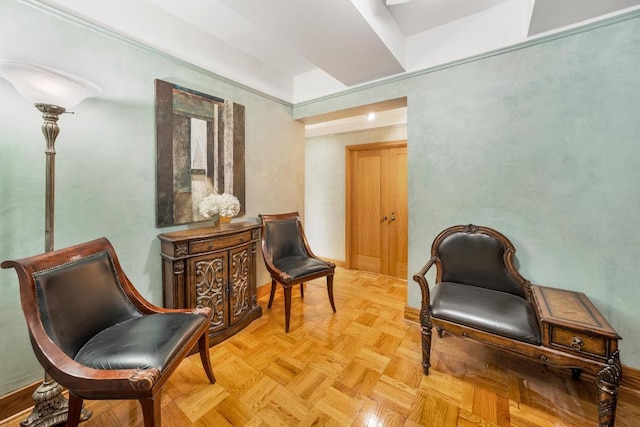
[
  {"x1": 596, "y1": 351, "x2": 622, "y2": 427},
  {"x1": 571, "y1": 368, "x2": 582, "y2": 380}
]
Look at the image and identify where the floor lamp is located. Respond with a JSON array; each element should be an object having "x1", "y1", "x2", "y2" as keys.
[{"x1": 0, "y1": 61, "x2": 101, "y2": 427}]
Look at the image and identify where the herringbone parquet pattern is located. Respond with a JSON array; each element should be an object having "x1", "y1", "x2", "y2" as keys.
[{"x1": 3, "y1": 268, "x2": 639, "y2": 426}]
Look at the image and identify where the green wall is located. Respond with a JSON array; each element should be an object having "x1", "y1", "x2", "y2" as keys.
[
  {"x1": 0, "y1": 1, "x2": 304, "y2": 395},
  {"x1": 296, "y1": 12, "x2": 640, "y2": 368}
]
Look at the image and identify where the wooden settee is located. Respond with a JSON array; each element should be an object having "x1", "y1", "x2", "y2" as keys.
[{"x1": 413, "y1": 224, "x2": 622, "y2": 427}]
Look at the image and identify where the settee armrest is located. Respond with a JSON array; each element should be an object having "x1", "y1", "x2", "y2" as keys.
[{"x1": 412, "y1": 256, "x2": 438, "y2": 311}]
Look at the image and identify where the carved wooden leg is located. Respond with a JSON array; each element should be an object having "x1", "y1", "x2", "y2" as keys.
[
  {"x1": 66, "y1": 393, "x2": 83, "y2": 427},
  {"x1": 420, "y1": 307, "x2": 433, "y2": 375},
  {"x1": 198, "y1": 331, "x2": 216, "y2": 384},
  {"x1": 327, "y1": 274, "x2": 336, "y2": 313},
  {"x1": 596, "y1": 351, "x2": 622, "y2": 427},
  {"x1": 284, "y1": 286, "x2": 292, "y2": 333},
  {"x1": 268, "y1": 279, "x2": 277, "y2": 308},
  {"x1": 300, "y1": 282, "x2": 304, "y2": 299},
  {"x1": 140, "y1": 395, "x2": 161, "y2": 427}
]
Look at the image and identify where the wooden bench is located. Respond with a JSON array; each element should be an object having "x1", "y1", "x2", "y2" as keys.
[{"x1": 413, "y1": 224, "x2": 621, "y2": 427}]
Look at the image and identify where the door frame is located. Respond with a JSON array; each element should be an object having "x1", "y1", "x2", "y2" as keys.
[{"x1": 345, "y1": 140, "x2": 407, "y2": 270}]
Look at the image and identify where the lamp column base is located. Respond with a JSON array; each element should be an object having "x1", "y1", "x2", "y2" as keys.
[{"x1": 20, "y1": 375, "x2": 92, "y2": 427}]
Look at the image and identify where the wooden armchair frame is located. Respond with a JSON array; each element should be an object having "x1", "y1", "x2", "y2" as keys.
[
  {"x1": 413, "y1": 224, "x2": 622, "y2": 427},
  {"x1": 2, "y1": 237, "x2": 216, "y2": 427}
]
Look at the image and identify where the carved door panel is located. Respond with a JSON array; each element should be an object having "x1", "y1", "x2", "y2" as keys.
[
  {"x1": 229, "y1": 244, "x2": 252, "y2": 325},
  {"x1": 190, "y1": 251, "x2": 229, "y2": 335}
]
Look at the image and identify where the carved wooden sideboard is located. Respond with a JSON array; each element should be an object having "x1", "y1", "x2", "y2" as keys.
[{"x1": 158, "y1": 222, "x2": 262, "y2": 346}]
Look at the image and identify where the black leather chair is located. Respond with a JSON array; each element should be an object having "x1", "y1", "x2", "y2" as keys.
[
  {"x1": 259, "y1": 212, "x2": 336, "y2": 332},
  {"x1": 1, "y1": 237, "x2": 216, "y2": 427},
  {"x1": 413, "y1": 224, "x2": 542, "y2": 374}
]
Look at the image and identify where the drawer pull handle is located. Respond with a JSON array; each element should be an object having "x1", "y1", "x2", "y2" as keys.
[{"x1": 570, "y1": 336, "x2": 583, "y2": 350}]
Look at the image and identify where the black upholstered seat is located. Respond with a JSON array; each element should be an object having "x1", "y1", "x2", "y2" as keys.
[
  {"x1": 431, "y1": 282, "x2": 541, "y2": 345},
  {"x1": 74, "y1": 313, "x2": 206, "y2": 371},
  {"x1": 260, "y1": 212, "x2": 336, "y2": 332},
  {"x1": 274, "y1": 256, "x2": 330, "y2": 279}
]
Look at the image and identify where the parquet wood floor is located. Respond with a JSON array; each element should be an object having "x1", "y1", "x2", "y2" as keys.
[{"x1": 2, "y1": 268, "x2": 639, "y2": 426}]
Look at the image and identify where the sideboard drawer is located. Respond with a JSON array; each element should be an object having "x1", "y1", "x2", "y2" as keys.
[
  {"x1": 550, "y1": 326, "x2": 608, "y2": 359},
  {"x1": 189, "y1": 231, "x2": 252, "y2": 254}
]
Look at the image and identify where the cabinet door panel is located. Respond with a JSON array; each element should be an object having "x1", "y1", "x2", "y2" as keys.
[
  {"x1": 191, "y1": 251, "x2": 229, "y2": 335},
  {"x1": 229, "y1": 244, "x2": 252, "y2": 325}
]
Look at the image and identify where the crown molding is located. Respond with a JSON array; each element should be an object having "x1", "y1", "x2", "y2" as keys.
[
  {"x1": 293, "y1": 7, "x2": 640, "y2": 114},
  {"x1": 14, "y1": 1, "x2": 640, "y2": 114},
  {"x1": 17, "y1": 0, "x2": 294, "y2": 108}
]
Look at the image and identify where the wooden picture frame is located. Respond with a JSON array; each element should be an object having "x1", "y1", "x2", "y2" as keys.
[{"x1": 155, "y1": 79, "x2": 245, "y2": 227}]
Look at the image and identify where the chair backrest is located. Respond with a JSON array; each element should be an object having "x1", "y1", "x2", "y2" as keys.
[
  {"x1": 432, "y1": 225, "x2": 527, "y2": 298},
  {"x1": 262, "y1": 217, "x2": 309, "y2": 262},
  {"x1": 33, "y1": 250, "x2": 142, "y2": 358}
]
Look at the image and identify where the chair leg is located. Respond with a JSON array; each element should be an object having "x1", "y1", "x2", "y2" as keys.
[
  {"x1": 140, "y1": 395, "x2": 161, "y2": 427},
  {"x1": 198, "y1": 330, "x2": 216, "y2": 384},
  {"x1": 66, "y1": 393, "x2": 84, "y2": 427},
  {"x1": 300, "y1": 282, "x2": 304, "y2": 299},
  {"x1": 327, "y1": 274, "x2": 336, "y2": 313},
  {"x1": 268, "y1": 279, "x2": 277, "y2": 308},
  {"x1": 284, "y1": 286, "x2": 292, "y2": 333}
]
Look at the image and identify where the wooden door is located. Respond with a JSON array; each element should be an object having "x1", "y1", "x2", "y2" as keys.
[
  {"x1": 346, "y1": 142, "x2": 407, "y2": 278},
  {"x1": 388, "y1": 145, "x2": 408, "y2": 278}
]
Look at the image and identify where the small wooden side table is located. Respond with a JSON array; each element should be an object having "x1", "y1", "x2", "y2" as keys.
[{"x1": 532, "y1": 285, "x2": 622, "y2": 427}]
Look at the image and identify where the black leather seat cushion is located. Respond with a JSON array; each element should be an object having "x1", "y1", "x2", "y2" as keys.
[
  {"x1": 74, "y1": 312, "x2": 205, "y2": 371},
  {"x1": 274, "y1": 256, "x2": 331, "y2": 280},
  {"x1": 431, "y1": 282, "x2": 541, "y2": 345}
]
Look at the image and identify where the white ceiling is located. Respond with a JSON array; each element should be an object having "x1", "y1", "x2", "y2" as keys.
[{"x1": 30, "y1": 0, "x2": 640, "y2": 103}]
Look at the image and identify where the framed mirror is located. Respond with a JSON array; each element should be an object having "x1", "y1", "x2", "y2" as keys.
[{"x1": 155, "y1": 79, "x2": 245, "y2": 227}]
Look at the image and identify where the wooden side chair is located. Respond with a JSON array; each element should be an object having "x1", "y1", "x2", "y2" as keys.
[
  {"x1": 1, "y1": 237, "x2": 216, "y2": 427},
  {"x1": 259, "y1": 212, "x2": 336, "y2": 332}
]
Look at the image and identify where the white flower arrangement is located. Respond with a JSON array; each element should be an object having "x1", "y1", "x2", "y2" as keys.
[{"x1": 199, "y1": 193, "x2": 240, "y2": 219}]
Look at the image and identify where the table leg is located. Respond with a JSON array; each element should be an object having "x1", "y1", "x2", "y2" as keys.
[{"x1": 596, "y1": 350, "x2": 622, "y2": 427}]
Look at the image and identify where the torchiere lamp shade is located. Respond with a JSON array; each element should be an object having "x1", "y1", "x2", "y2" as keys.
[{"x1": 0, "y1": 60, "x2": 101, "y2": 107}]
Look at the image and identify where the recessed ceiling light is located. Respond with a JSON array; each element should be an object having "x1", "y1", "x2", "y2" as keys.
[{"x1": 367, "y1": 112, "x2": 376, "y2": 121}]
